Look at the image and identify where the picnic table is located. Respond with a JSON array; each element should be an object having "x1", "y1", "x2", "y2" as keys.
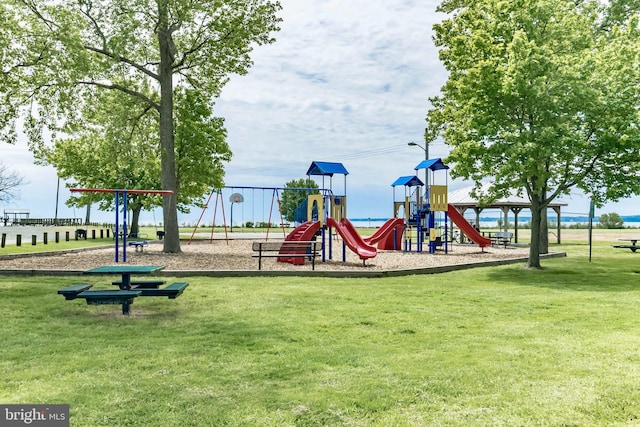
[
  {"x1": 613, "y1": 238, "x2": 640, "y2": 252},
  {"x1": 84, "y1": 265, "x2": 164, "y2": 290},
  {"x1": 58, "y1": 265, "x2": 188, "y2": 315},
  {"x1": 482, "y1": 231, "x2": 513, "y2": 247}
]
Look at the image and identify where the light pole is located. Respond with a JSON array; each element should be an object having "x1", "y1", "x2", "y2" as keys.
[{"x1": 408, "y1": 141, "x2": 429, "y2": 192}]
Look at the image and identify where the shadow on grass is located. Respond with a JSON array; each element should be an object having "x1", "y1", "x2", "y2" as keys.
[{"x1": 484, "y1": 254, "x2": 640, "y2": 292}]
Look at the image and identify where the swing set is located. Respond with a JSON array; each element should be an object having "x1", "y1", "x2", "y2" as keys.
[
  {"x1": 188, "y1": 186, "x2": 288, "y2": 244},
  {"x1": 188, "y1": 186, "x2": 331, "y2": 244}
]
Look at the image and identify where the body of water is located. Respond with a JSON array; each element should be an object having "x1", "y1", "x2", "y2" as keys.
[{"x1": 349, "y1": 216, "x2": 640, "y2": 228}]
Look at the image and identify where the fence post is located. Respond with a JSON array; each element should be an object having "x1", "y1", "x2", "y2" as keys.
[
  {"x1": 32, "y1": 235, "x2": 37, "y2": 245},
  {"x1": 44, "y1": 232, "x2": 48, "y2": 244},
  {"x1": 16, "y1": 235, "x2": 21, "y2": 246},
  {"x1": 1, "y1": 233, "x2": 5, "y2": 248},
  {"x1": 92, "y1": 229, "x2": 96, "y2": 239},
  {"x1": 55, "y1": 231, "x2": 60, "y2": 243},
  {"x1": 65, "y1": 231, "x2": 69, "y2": 241}
]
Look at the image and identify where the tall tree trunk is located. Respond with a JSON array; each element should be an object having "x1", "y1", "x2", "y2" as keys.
[
  {"x1": 128, "y1": 203, "x2": 143, "y2": 237},
  {"x1": 527, "y1": 197, "x2": 542, "y2": 268},
  {"x1": 157, "y1": 3, "x2": 181, "y2": 253},
  {"x1": 84, "y1": 203, "x2": 91, "y2": 225}
]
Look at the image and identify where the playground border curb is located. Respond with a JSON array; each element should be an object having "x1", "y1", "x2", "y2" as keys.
[{"x1": 0, "y1": 252, "x2": 566, "y2": 278}]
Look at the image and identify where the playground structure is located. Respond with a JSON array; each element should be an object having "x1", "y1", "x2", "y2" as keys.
[
  {"x1": 277, "y1": 162, "x2": 384, "y2": 266},
  {"x1": 392, "y1": 159, "x2": 491, "y2": 253},
  {"x1": 190, "y1": 158, "x2": 492, "y2": 269}
]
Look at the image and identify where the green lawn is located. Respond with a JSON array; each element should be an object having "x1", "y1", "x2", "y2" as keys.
[{"x1": 1, "y1": 233, "x2": 640, "y2": 425}]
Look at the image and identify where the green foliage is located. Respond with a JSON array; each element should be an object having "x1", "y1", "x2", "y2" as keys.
[
  {"x1": 280, "y1": 178, "x2": 320, "y2": 222},
  {"x1": 0, "y1": 0, "x2": 282, "y2": 252},
  {"x1": 427, "y1": 0, "x2": 640, "y2": 266},
  {"x1": 598, "y1": 212, "x2": 625, "y2": 228}
]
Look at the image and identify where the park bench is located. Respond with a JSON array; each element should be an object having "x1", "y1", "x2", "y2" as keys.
[
  {"x1": 252, "y1": 241, "x2": 321, "y2": 270},
  {"x1": 490, "y1": 232, "x2": 513, "y2": 247},
  {"x1": 128, "y1": 241, "x2": 149, "y2": 252},
  {"x1": 76, "y1": 290, "x2": 142, "y2": 315},
  {"x1": 58, "y1": 283, "x2": 93, "y2": 300}
]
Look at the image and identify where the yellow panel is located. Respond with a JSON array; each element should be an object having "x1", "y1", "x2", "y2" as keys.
[
  {"x1": 430, "y1": 185, "x2": 448, "y2": 211},
  {"x1": 430, "y1": 228, "x2": 437, "y2": 240},
  {"x1": 332, "y1": 196, "x2": 347, "y2": 221},
  {"x1": 307, "y1": 195, "x2": 324, "y2": 225}
]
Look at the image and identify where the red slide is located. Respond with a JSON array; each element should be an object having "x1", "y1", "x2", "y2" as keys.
[
  {"x1": 363, "y1": 218, "x2": 405, "y2": 250},
  {"x1": 326, "y1": 217, "x2": 377, "y2": 260},
  {"x1": 447, "y1": 204, "x2": 492, "y2": 248},
  {"x1": 278, "y1": 221, "x2": 321, "y2": 265}
]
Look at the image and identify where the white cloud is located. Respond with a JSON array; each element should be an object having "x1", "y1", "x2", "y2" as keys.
[{"x1": 1, "y1": 0, "x2": 637, "y2": 225}]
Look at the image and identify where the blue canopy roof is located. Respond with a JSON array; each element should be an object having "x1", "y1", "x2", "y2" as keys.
[
  {"x1": 414, "y1": 158, "x2": 449, "y2": 171},
  {"x1": 391, "y1": 175, "x2": 424, "y2": 187},
  {"x1": 306, "y1": 161, "x2": 349, "y2": 176}
]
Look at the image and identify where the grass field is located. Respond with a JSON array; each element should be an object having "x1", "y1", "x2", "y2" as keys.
[{"x1": 1, "y1": 228, "x2": 640, "y2": 425}]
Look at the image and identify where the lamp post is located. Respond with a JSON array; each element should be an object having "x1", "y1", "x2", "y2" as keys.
[{"x1": 408, "y1": 141, "x2": 429, "y2": 192}]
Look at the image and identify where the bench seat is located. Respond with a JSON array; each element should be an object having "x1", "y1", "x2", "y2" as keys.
[
  {"x1": 612, "y1": 244, "x2": 638, "y2": 252},
  {"x1": 136, "y1": 282, "x2": 189, "y2": 298},
  {"x1": 58, "y1": 283, "x2": 93, "y2": 300},
  {"x1": 252, "y1": 241, "x2": 321, "y2": 270},
  {"x1": 77, "y1": 290, "x2": 141, "y2": 304},
  {"x1": 128, "y1": 241, "x2": 149, "y2": 252},
  {"x1": 112, "y1": 279, "x2": 166, "y2": 289},
  {"x1": 77, "y1": 290, "x2": 142, "y2": 315}
]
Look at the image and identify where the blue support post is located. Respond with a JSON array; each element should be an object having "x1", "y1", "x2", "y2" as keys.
[
  {"x1": 115, "y1": 191, "x2": 120, "y2": 263},
  {"x1": 123, "y1": 190, "x2": 128, "y2": 263}
]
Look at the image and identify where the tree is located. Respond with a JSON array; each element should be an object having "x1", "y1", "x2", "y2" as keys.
[
  {"x1": 41, "y1": 87, "x2": 231, "y2": 235},
  {"x1": 598, "y1": 212, "x2": 624, "y2": 229},
  {"x1": 280, "y1": 178, "x2": 320, "y2": 223},
  {"x1": 426, "y1": 0, "x2": 640, "y2": 268},
  {"x1": 0, "y1": 0, "x2": 281, "y2": 253},
  {"x1": 0, "y1": 163, "x2": 25, "y2": 205}
]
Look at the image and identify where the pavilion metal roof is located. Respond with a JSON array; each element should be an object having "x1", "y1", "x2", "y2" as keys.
[{"x1": 448, "y1": 183, "x2": 567, "y2": 209}]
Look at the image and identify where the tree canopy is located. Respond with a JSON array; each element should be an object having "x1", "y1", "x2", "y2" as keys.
[
  {"x1": 426, "y1": 0, "x2": 640, "y2": 267},
  {"x1": 280, "y1": 178, "x2": 320, "y2": 223},
  {"x1": 0, "y1": 0, "x2": 281, "y2": 252},
  {"x1": 598, "y1": 212, "x2": 625, "y2": 229}
]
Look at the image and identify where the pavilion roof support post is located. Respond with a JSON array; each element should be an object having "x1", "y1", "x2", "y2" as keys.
[
  {"x1": 501, "y1": 207, "x2": 510, "y2": 232},
  {"x1": 552, "y1": 206, "x2": 562, "y2": 244},
  {"x1": 473, "y1": 207, "x2": 482, "y2": 231},
  {"x1": 511, "y1": 207, "x2": 524, "y2": 243}
]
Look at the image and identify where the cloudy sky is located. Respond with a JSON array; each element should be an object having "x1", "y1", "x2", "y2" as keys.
[{"x1": 1, "y1": 0, "x2": 637, "y2": 225}]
